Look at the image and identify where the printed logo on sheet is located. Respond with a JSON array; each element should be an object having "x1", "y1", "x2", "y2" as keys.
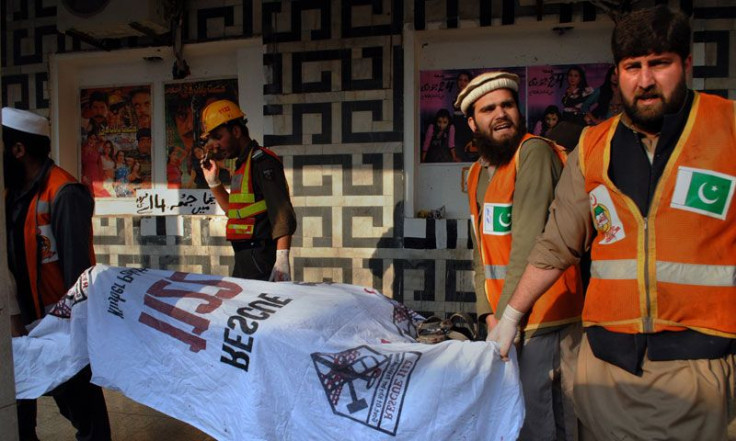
[
  {"x1": 312, "y1": 346, "x2": 420, "y2": 436},
  {"x1": 589, "y1": 185, "x2": 625, "y2": 244},
  {"x1": 482, "y1": 203, "x2": 512, "y2": 235},
  {"x1": 671, "y1": 166, "x2": 735, "y2": 220},
  {"x1": 48, "y1": 268, "x2": 91, "y2": 318}
]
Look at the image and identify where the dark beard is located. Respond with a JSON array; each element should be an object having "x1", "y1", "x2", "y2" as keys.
[
  {"x1": 622, "y1": 75, "x2": 687, "y2": 134},
  {"x1": 474, "y1": 121, "x2": 527, "y2": 167}
]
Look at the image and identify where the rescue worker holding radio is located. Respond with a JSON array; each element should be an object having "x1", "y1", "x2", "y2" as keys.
[{"x1": 199, "y1": 100, "x2": 296, "y2": 281}]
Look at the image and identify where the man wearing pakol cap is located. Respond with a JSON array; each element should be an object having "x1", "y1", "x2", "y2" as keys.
[
  {"x1": 2, "y1": 107, "x2": 111, "y2": 440},
  {"x1": 457, "y1": 71, "x2": 584, "y2": 440},
  {"x1": 489, "y1": 6, "x2": 736, "y2": 440}
]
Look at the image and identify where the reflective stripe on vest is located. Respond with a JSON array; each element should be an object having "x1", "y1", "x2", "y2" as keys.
[
  {"x1": 36, "y1": 200, "x2": 50, "y2": 214},
  {"x1": 657, "y1": 261, "x2": 736, "y2": 287},
  {"x1": 226, "y1": 148, "x2": 269, "y2": 241},
  {"x1": 592, "y1": 259, "x2": 736, "y2": 286},
  {"x1": 229, "y1": 152, "x2": 255, "y2": 205},
  {"x1": 227, "y1": 223, "x2": 254, "y2": 234},
  {"x1": 229, "y1": 192, "x2": 255, "y2": 203},
  {"x1": 484, "y1": 265, "x2": 507, "y2": 280},
  {"x1": 228, "y1": 200, "x2": 267, "y2": 219},
  {"x1": 590, "y1": 259, "x2": 637, "y2": 280}
]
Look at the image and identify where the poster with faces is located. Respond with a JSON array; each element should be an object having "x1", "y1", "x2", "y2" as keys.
[
  {"x1": 418, "y1": 63, "x2": 613, "y2": 161},
  {"x1": 79, "y1": 85, "x2": 152, "y2": 198},
  {"x1": 164, "y1": 79, "x2": 239, "y2": 190}
]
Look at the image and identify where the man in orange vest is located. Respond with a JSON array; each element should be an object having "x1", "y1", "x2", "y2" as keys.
[
  {"x1": 3, "y1": 107, "x2": 110, "y2": 440},
  {"x1": 200, "y1": 100, "x2": 297, "y2": 281},
  {"x1": 456, "y1": 72, "x2": 584, "y2": 440},
  {"x1": 489, "y1": 6, "x2": 736, "y2": 440}
]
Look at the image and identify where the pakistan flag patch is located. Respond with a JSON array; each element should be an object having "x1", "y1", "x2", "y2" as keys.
[
  {"x1": 483, "y1": 203, "x2": 512, "y2": 235},
  {"x1": 671, "y1": 166, "x2": 735, "y2": 220}
]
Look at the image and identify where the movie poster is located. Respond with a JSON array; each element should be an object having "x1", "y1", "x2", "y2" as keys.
[
  {"x1": 526, "y1": 63, "x2": 614, "y2": 144},
  {"x1": 419, "y1": 68, "x2": 526, "y2": 164},
  {"x1": 164, "y1": 79, "x2": 239, "y2": 189},
  {"x1": 80, "y1": 85, "x2": 152, "y2": 198}
]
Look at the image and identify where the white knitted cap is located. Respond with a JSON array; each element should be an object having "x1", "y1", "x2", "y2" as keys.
[
  {"x1": 454, "y1": 71, "x2": 520, "y2": 116},
  {"x1": 1, "y1": 107, "x2": 50, "y2": 137}
]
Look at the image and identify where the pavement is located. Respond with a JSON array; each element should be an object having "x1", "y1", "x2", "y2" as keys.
[
  {"x1": 33, "y1": 388, "x2": 736, "y2": 440},
  {"x1": 35, "y1": 390, "x2": 215, "y2": 440}
]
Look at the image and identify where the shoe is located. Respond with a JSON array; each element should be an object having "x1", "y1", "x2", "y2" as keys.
[
  {"x1": 416, "y1": 316, "x2": 450, "y2": 344},
  {"x1": 446, "y1": 312, "x2": 477, "y2": 341}
]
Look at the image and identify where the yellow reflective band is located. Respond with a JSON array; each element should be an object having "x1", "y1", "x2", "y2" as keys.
[
  {"x1": 656, "y1": 261, "x2": 736, "y2": 287},
  {"x1": 228, "y1": 224, "x2": 254, "y2": 232},
  {"x1": 484, "y1": 265, "x2": 507, "y2": 280},
  {"x1": 227, "y1": 200, "x2": 267, "y2": 219},
  {"x1": 229, "y1": 193, "x2": 255, "y2": 203},
  {"x1": 590, "y1": 259, "x2": 638, "y2": 280},
  {"x1": 228, "y1": 149, "x2": 255, "y2": 204}
]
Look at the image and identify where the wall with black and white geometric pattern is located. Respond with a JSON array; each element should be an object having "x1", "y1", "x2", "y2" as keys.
[{"x1": 2, "y1": 0, "x2": 734, "y2": 320}]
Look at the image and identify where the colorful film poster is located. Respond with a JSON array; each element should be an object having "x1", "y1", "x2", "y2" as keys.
[
  {"x1": 164, "y1": 78, "x2": 239, "y2": 189},
  {"x1": 80, "y1": 85, "x2": 152, "y2": 198}
]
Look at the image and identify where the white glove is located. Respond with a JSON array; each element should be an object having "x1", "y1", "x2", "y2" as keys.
[
  {"x1": 202, "y1": 159, "x2": 221, "y2": 188},
  {"x1": 269, "y1": 249, "x2": 291, "y2": 282},
  {"x1": 487, "y1": 304, "x2": 524, "y2": 361}
]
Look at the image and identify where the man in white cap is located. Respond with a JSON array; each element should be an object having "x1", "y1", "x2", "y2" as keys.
[
  {"x1": 456, "y1": 72, "x2": 584, "y2": 440},
  {"x1": 3, "y1": 107, "x2": 111, "y2": 440}
]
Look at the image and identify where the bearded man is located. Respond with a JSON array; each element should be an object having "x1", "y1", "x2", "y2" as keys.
[
  {"x1": 489, "y1": 6, "x2": 736, "y2": 440},
  {"x1": 457, "y1": 71, "x2": 584, "y2": 441}
]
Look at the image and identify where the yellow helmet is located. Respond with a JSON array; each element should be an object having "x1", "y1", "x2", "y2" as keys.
[{"x1": 200, "y1": 99, "x2": 246, "y2": 139}]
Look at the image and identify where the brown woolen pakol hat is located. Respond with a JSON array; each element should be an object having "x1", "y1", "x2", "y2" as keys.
[{"x1": 454, "y1": 71, "x2": 520, "y2": 117}]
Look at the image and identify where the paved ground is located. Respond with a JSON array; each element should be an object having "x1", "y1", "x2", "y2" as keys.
[
  {"x1": 36, "y1": 390, "x2": 215, "y2": 440},
  {"x1": 34, "y1": 388, "x2": 736, "y2": 440}
]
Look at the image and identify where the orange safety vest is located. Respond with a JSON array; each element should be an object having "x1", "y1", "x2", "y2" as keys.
[
  {"x1": 25, "y1": 165, "x2": 96, "y2": 318},
  {"x1": 468, "y1": 134, "x2": 583, "y2": 331},
  {"x1": 580, "y1": 92, "x2": 736, "y2": 337},
  {"x1": 226, "y1": 146, "x2": 278, "y2": 241}
]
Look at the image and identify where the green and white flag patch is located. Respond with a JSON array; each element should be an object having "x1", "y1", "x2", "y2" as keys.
[
  {"x1": 483, "y1": 203, "x2": 512, "y2": 235},
  {"x1": 671, "y1": 166, "x2": 735, "y2": 220}
]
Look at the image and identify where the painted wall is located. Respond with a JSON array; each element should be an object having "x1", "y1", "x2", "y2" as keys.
[{"x1": 2, "y1": 0, "x2": 735, "y2": 321}]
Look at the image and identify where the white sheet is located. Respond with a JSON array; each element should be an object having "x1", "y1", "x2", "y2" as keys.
[{"x1": 13, "y1": 265, "x2": 523, "y2": 440}]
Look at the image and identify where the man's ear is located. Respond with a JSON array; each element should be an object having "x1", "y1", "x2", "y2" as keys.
[
  {"x1": 231, "y1": 125, "x2": 242, "y2": 139},
  {"x1": 467, "y1": 116, "x2": 477, "y2": 133},
  {"x1": 683, "y1": 54, "x2": 693, "y2": 76}
]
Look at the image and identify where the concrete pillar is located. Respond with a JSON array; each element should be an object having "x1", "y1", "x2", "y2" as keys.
[{"x1": 0, "y1": 112, "x2": 20, "y2": 440}]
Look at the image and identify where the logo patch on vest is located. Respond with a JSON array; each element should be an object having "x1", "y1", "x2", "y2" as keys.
[
  {"x1": 482, "y1": 203, "x2": 512, "y2": 235},
  {"x1": 37, "y1": 224, "x2": 59, "y2": 264},
  {"x1": 671, "y1": 166, "x2": 735, "y2": 220},
  {"x1": 589, "y1": 185, "x2": 625, "y2": 244}
]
